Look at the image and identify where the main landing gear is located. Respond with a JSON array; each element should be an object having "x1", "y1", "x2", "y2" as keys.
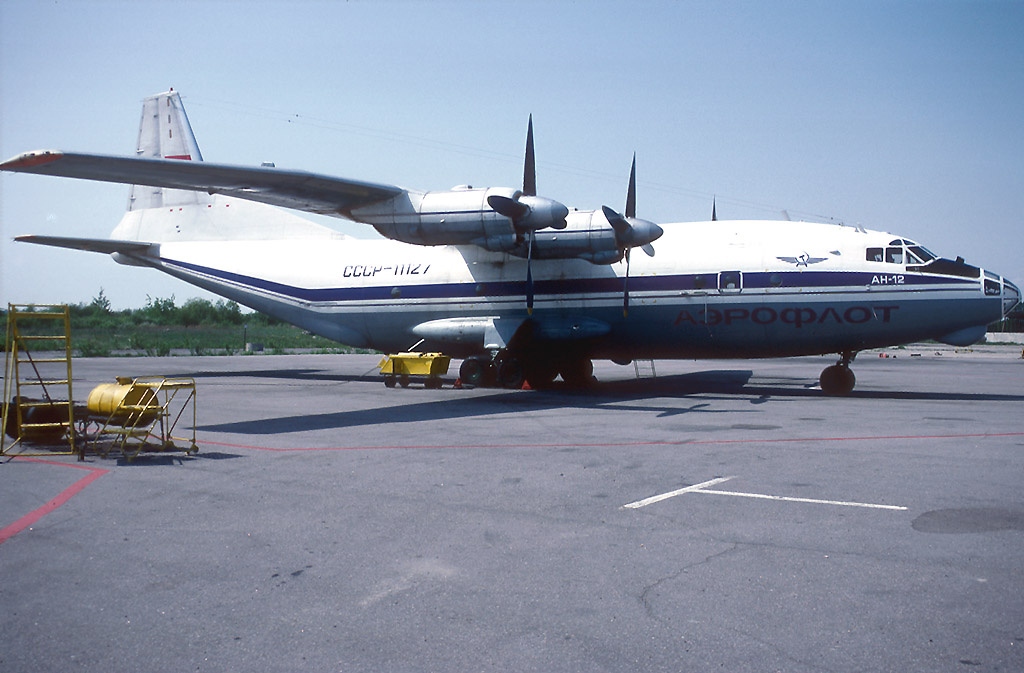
[
  {"x1": 819, "y1": 351, "x2": 857, "y2": 396},
  {"x1": 458, "y1": 351, "x2": 594, "y2": 390}
]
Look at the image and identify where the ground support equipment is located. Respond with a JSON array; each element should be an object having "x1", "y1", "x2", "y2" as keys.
[
  {"x1": 83, "y1": 376, "x2": 198, "y2": 461},
  {"x1": 379, "y1": 352, "x2": 451, "y2": 389},
  {"x1": 2, "y1": 304, "x2": 76, "y2": 458}
]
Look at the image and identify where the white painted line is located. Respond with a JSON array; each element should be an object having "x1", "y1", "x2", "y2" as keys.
[
  {"x1": 694, "y1": 488, "x2": 907, "y2": 511},
  {"x1": 623, "y1": 476, "x2": 907, "y2": 511},
  {"x1": 623, "y1": 477, "x2": 734, "y2": 509}
]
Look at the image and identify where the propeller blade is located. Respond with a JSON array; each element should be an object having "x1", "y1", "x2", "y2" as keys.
[
  {"x1": 601, "y1": 205, "x2": 631, "y2": 238},
  {"x1": 487, "y1": 194, "x2": 529, "y2": 220},
  {"x1": 623, "y1": 247, "x2": 631, "y2": 317},
  {"x1": 526, "y1": 231, "x2": 535, "y2": 314},
  {"x1": 625, "y1": 153, "x2": 637, "y2": 219},
  {"x1": 523, "y1": 115, "x2": 536, "y2": 197},
  {"x1": 641, "y1": 243, "x2": 656, "y2": 257},
  {"x1": 602, "y1": 205, "x2": 662, "y2": 251}
]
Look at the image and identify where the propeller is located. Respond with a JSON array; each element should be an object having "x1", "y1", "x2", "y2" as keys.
[
  {"x1": 486, "y1": 115, "x2": 568, "y2": 314},
  {"x1": 600, "y1": 154, "x2": 663, "y2": 317}
]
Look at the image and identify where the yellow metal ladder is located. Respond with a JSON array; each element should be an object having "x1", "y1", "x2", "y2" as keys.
[{"x1": 2, "y1": 304, "x2": 76, "y2": 457}]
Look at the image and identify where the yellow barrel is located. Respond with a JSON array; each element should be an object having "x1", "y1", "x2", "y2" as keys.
[{"x1": 86, "y1": 380, "x2": 159, "y2": 421}]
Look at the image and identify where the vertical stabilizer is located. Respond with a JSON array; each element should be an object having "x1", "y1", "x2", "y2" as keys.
[{"x1": 129, "y1": 89, "x2": 212, "y2": 211}]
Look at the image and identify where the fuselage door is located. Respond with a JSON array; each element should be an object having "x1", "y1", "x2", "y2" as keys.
[{"x1": 718, "y1": 270, "x2": 743, "y2": 294}]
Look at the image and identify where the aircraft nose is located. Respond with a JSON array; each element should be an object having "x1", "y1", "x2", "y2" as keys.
[{"x1": 1003, "y1": 278, "x2": 1021, "y2": 318}]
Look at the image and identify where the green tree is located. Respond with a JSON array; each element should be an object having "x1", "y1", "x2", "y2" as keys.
[
  {"x1": 180, "y1": 298, "x2": 214, "y2": 327},
  {"x1": 142, "y1": 295, "x2": 177, "y2": 325},
  {"x1": 89, "y1": 288, "x2": 112, "y2": 313},
  {"x1": 214, "y1": 299, "x2": 244, "y2": 325}
]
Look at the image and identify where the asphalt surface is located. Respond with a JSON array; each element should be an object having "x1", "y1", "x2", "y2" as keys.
[{"x1": 2, "y1": 346, "x2": 1023, "y2": 672}]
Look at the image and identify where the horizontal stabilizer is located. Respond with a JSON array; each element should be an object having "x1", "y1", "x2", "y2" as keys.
[
  {"x1": 1, "y1": 150, "x2": 404, "y2": 217},
  {"x1": 15, "y1": 234, "x2": 157, "y2": 256}
]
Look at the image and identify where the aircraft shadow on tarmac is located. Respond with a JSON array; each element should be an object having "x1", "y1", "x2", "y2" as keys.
[
  {"x1": 193, "y1": 368, "x2": 1024, "y2": 437},
  {"x1": 186, "y1": 367, "x2": 377, "y2": 384}
]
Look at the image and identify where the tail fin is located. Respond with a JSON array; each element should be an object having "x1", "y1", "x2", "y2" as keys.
[{"x1": 128, "y1": 89, "x2": 212, "y2": 211}]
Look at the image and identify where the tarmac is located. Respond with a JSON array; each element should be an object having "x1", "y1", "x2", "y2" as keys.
[{"x1": 2, "y1": 345, "x2": 1023, "y2": 672}]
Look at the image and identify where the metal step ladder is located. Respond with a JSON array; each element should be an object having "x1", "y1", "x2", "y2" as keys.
[{"x1": 2, "y1": 304, "x2": 76, "y2": 457}]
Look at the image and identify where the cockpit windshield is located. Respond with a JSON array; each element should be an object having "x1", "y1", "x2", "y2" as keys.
[
  {"x1": 866, "y1": 242, "x2": 978, "y2": 278},
  {"x1": 906, "y1": 246, "x2": 936, "y2": 264}
]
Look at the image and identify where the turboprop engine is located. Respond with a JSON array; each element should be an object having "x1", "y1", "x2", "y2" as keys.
[
  {"x1": 347, "y1": 118, "x2": 662, "y2": 272},
  {"x1": 524, "y1": 207, "x2": 663, "y2": 264},
  {"x1": 354, "y1": 186, "x2": 569, "y2": 253}
]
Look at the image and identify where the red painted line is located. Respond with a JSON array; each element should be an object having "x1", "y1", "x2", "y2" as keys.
[
  {"x1": 0, "y1": 458, "x2": 108, "y2": 545},
  {"x1": 199, "y1": 431, "x2": 1024, "y2": 454}
]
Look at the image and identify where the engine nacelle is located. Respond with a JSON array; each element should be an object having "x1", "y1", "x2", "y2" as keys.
[
  {"x1": 496, "y1": 194, "x2": 569, "y2": 232},
  {"x1": 351, "y1": 188, "x2": 658, "y2": 265},
  {"x1": 527, "y1": 209, "x2": 624, "y2": 264},
  {"x1": 353, "y1": 186, "x2": 520, "y2": 252}
]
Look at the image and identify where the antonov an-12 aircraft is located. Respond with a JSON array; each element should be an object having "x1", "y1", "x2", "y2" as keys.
[{"x1": 3, "y1": 90, "x2": 1019, "y2": 394}]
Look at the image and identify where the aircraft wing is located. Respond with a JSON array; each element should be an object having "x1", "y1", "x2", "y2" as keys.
[
  {"x1": 1, "y1": 150, "x2": 405, "y2": 217},
  {"x1": 15, "y1": 234, "x2": 158, "y2": 256}
]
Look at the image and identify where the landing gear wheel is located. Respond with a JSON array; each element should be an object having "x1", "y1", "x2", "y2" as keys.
[
  {"x1": 459, "y1": 357, "x2": 489, "y2": 387},
  {"x1": 497, "y1": 358, "x2": 525, "y2": 389},
  {"x1": 524, "y1": 359, "x2": 558, "y2": 389},
  {"x1": 560, "y1": 357, "x2": 594, "y2": 388},
  {"x1": 819, "y1": 364, "x2": 856, "y2": 396}
]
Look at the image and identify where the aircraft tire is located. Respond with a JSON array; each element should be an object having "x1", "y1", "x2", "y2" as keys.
[
  {"x1": 560, "y1": 358, "x2": 594, "y2": 388},
  {"x1": 497, "y1": 358, "x2": 525, "y2": 389},
  {"x1": 459, "y1": 357, "x2": 488, "y2": 387},
  {"x1": 819, "y1": 365, "x2": 856, "y2": 396},
  {"x1": 524, "y1": 359, "x2": 558, "y2": 389}
]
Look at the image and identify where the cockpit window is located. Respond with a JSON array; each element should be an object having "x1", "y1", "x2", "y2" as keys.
[
  {"x1": 908, "y1": 246, "x2": 936, "y2": 262},
  {"x1": 869, "y1": 243, "x2": 937, "y2": 266}
]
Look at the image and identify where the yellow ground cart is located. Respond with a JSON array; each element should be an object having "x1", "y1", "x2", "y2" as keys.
[{"x1": 378, "y1": 352, "x2": 451, "y2": 389}]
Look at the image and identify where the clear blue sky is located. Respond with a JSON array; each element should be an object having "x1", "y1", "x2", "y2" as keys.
[{"x1": 2, "y1": 0, "x2": 1022, "y2": 309}]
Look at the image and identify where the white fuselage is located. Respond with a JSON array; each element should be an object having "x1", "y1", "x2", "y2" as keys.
[{"x1": 129, "y1": 201, "x2": 1014, "y2": 359}]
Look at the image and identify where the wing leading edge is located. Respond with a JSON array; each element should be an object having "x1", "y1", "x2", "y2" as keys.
[
  {"x1": 0, "y1": 150, "x2": 405, "y2": 217},
  {"x1": 14, "y1": 234, "x2": 158, "y2": 256}
]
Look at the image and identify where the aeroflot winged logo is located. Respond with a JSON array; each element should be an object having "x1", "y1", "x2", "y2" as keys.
[{"x1": 777, "y1": 252, "x2": 828, "y2": 267}]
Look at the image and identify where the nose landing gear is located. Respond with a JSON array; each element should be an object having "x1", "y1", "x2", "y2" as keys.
[{"x1": 819, "y1": 351, "x2": 857, "y2": 396}]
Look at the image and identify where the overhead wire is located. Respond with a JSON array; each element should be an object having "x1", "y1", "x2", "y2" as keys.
[{"x1": 186, "y1": 95, "x2": 846, "y2": 225}]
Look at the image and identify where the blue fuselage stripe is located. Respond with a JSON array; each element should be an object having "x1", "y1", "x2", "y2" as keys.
[{"x1": 161, "y1": 258, "x2": 978, "y2": 304}]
